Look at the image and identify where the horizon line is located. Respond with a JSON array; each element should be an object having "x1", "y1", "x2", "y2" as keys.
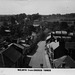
[{"x1": 0, "y1": 12, "x2": 75, "y2": 16}]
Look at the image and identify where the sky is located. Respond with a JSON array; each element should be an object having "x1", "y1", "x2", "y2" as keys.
[{"x1": 0, "y1": 0, "x2": 75, "y2": 15}]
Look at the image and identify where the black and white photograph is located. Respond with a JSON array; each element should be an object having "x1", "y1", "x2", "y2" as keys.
[{"x1": 0, "y1": 0, "x2": 75, "y2": 69}]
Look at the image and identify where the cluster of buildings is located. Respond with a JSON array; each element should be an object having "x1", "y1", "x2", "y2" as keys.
[
  {"x1": 0, "y1": 35, "x2": 37, "y2": 68},
  {"x1": 46, "y1": 31, "x2": 75, "y2": 68}
]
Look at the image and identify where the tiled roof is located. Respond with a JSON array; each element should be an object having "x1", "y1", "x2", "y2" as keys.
[
  {"x1": 53, "y1": 55, "x2": 75, "y2": 68},
  {"x1": 54, "y1": 46, "x2": 68, "y2": 59},
  {"x1": 3, "y1": 46, "x2": 22, "y2": 63},
  {"x1": 8, "y1": 43, "x2": 25, "y2": 54},
  {"x1": 13, "y1": 43, "x2": 24, "y2": 50},
  {"x1": 12, "y1": 43, "x2": 25, "y2": 54}
]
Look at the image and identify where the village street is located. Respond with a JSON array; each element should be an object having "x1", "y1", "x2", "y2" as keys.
[{"x1": 25, "y1": 41, "x2": 51, "y2": 68}]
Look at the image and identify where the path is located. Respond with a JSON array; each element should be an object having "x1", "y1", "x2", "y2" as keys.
[{"x1": 28, "y1": 41, "x2": 51, "y2": 68}]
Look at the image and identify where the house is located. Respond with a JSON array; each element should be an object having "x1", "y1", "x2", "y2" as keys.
[
  {"x1": 33, "y1": 20, "x2": 40, "y2": 27},
  {"x1": 53, "y1": 55, "x2": 75, "y2": 68},
  {"x1": 0, "y1": 49, "x2": 6, "y2": 67},
  {"x1": 55, "y1": 31, "x2": 67, "y2": 36},
  {"x1": 7, "y1": 43, "x2": 30, "y2": 67},
  {"x1": 0, "y1": 45, "x2": 22, "y2": 68},
  {"x1": 2, "y1": 45, "x2": 22, "y2": 68},
  {"x1": 8, "y1": 43, "x2": 25, "y2": 55},
  {"x1": 65, "y1": 42, "x2": 75, "y2": 60},
  {"x1": 54, "y1": 39, "x2": 68, "y2": 59},
  {"x1": 60, "y1": 18, "x2": 75, "y2": 27},
  {"x1": 33, "y1": 20, "x2": 41, "y2": 32}
]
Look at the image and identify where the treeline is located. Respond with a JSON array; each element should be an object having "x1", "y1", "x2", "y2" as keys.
[
  {"x1": 0, "y1": 13, "x2": 41, "y2": 39},
  {"x1": 0, "y1": 13, "x2": 75, "y2": 42}
]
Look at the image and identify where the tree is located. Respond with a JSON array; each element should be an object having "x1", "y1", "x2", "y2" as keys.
[
  {"x1": 32, "y1": 13, "x2": 41, "y2": 20},
  {"x1": 11, "y1": 16, "x2": 16, "y2": 24},
  {"x1": 60, "y1": 22, "x2": 68, "y2": 30}
]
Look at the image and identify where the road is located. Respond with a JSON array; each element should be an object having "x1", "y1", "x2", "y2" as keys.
[{"x1": 28, "y1": 41, "x2": 51, "y2": 68}]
